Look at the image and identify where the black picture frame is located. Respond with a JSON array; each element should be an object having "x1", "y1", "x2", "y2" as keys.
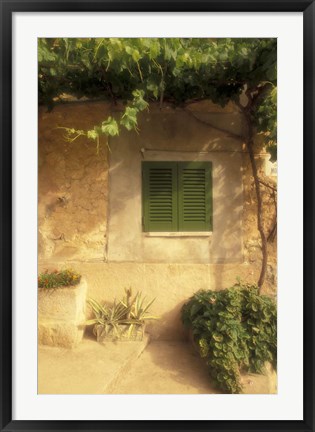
[{"x1": 1, "y1": 1, "x2": 314, "y2": 431}]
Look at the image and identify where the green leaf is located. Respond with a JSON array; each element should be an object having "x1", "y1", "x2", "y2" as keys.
[
  {"x1": 120, "y1": 107, "x2": 138, "y2": 131},
  {"x1": 132, "y1": 91, "x2": 149, "y2": 111},
  {"x1": 85, "y1": 319, "x2": 99, "y2": 325},
  {"x1": 132, "y1": 49, "x2": 141, "y2": 62},
  {"x1": 147, "y1": 82, "x2": 159, "y2": 99},
  {"x1": 267, "y1": 144, "x2": 277, "y2": 162},
  {"x1": 213, "y1": 333, "x2": 223, "y2": 342},
  {"x1": 252, "y1": 304, "x2": 258, "y2": 312},
  {"x1": 101, "y1": 117, "x2": 119, "y2": 136},
  {"x1": 87, "y1": 130, "x2": 98, "y2": 140}
]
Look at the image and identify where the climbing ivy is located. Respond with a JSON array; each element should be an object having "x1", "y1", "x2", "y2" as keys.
[
  {"x1": 38, "y1": 38, "x2": 276, "y2": 157},
  {"x1": 181, "y1": 282, "x2": 277, "y2": 394}
]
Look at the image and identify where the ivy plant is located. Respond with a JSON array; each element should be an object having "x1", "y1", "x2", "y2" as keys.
[{"x1": 181, "y1": 281, "x2": 277, "y2": 394}]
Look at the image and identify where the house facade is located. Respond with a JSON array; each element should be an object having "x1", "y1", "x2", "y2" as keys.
[{"x1": 38, "y1": 99, "x2": 277, "y2": 340}]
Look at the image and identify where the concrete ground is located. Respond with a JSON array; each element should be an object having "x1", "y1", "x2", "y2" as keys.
[
  {"x1": 38, "y1": 337, "x2": 218, "y2": 394},
  {"x1": 108, "y1": 341, "x2": 218, "y2": 394},
  {"x1": 38, "y1": 337, "x2": 276, "y2": 395},
  {"x1": 38, "y1": 335, "x2": 150, "y2": 394}
]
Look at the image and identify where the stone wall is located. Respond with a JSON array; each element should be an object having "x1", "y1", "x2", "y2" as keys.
[
  {"x1": 38, "y1": 102, "x2": 109, "y2": 261},
  {"x1": 38, "y1": 100, "x2": 277, "y2": 340},
  {"x1": 242, "y1": 148, "x2": 277, "y2": 297}
]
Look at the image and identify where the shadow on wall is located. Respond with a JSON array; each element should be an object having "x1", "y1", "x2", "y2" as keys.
[
  {"x1": 146, "y1": 300, "x2": 188, "y2": 341},
  {"x1": 210, "y1": 150, "x2": 243, "y2": 290}
]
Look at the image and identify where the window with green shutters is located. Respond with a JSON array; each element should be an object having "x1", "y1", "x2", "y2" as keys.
[{"x1": 142, "y1": 161, "x2": 213, "y2": 232}]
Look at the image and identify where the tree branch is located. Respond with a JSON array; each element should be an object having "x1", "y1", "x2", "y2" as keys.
[
  {"x1": 258, "y1": 179, "x2": 277, "y2": 192},
  {"x1": 243, "y1": 111, "x2": 268, "y2": 292},
  {"x1": 184, "y1": 108, "x2": 244, "y2": 142}
]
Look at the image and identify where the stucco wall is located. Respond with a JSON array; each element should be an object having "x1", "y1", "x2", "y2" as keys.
[
  {"x1": 107, "y1": 106, "x2": 243, "y2": 263},
  {"x1": 38, "y1": 100, "x2": 277, "y2": 341}
]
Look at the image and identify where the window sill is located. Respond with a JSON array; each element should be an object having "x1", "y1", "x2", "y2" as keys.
[{"x1": 144, "y1": 232, "x2": 213, "y2": 238}]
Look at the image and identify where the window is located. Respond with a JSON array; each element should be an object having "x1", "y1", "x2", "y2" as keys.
[{"x1": 142, "y1": 161, "x2": 213, "y2": 232}]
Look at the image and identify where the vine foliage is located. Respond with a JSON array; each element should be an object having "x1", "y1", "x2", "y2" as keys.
[
  {"x1": 181, "y1": 282, "x2": 277, "y2": 393},
  {"x1": 38, "y1": 38, "x2": 276, "y2": 155}
]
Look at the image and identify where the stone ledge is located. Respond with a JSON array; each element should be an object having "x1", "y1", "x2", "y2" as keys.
[{"x1": 144, "y1": 232, "x2": 213, "y2": 238}]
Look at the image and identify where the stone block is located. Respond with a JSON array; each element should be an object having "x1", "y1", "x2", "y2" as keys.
[
  {"x1": 38, "y1": 279, "x2": 87, "y2": 321},
  {"x1": 38, "y1": 320, "x2": 85, "y2": 349},
  {"x1": 38, "y1": 279, "x2": 87, "y2": 348}
]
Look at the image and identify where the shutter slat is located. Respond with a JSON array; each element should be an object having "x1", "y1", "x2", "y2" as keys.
[
  {"x1": 178, "y1": 162, "x2": 212, "y2": 231},
  {"x1": 143, "y1": 162, "x2": 178, "y2": 232}
]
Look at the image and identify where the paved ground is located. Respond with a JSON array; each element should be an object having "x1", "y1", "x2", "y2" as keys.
[
  {"x1": 38, "y1": 335, "x2": 149, "y2": 394},
  {"x1": 111, "y1": 342, "x2": 277, "y2": 394},
  {"x1": 38, "y1": 338, "x2": 217, "y2": 394},
  {"x1": 108, "y1": 341, "x2": 218, "y2": 394},
  {"x1": 38, "y1": 338, "x2": 276, "y2": 394}
]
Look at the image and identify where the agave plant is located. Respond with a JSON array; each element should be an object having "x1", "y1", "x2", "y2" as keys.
[
  {"x1": 86, "y1": 298, "x2": 131, "y2": 341},
  {"x1": 86, "y1": 289, "x2": 158, "y2": 341},
  {"x1": 124, "y1": 291, "x2": 158, "y2": 339}
]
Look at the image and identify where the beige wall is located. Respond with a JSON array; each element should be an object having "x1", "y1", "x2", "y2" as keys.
[
  {"x1": 38, "y1": 100, "x2": 277, "y2": 340},
  {"x1": 107, "y1": 107, "x2": 243, "y2": 263},
  {"x1": 38, "y1": 260, "x2": 263, "y2": 340}
]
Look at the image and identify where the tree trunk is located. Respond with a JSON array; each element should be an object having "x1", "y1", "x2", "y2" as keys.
[{"x1": 244, "y1": 115, "x2": 268, "y2": 292}]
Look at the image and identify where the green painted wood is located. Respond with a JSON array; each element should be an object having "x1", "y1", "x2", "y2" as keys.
[
  {"x1": 178, "y1": 162, "x2": 212, "y2": 231},
  {"x1": 142, "y1": 161, "x2": 178, "y2": 232},
  {"x1": 142, "y1": 161, "x2": 212, "y2": 232}
]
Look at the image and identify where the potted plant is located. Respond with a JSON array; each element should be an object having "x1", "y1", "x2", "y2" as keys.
[
  {"x1": 86, "y1": 289, "x2": 157, "y2": 342},
  {"x1": 38, "y1": 269, "x2": 87, "y2": 348}
]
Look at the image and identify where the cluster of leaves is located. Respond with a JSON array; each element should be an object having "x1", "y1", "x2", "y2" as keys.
[
  {"x1": 38, "y1": 269, "x2": 81, "y2": 289},
  {"x1": 181, "y1": 281, "x2": 277, "y2": 393},
  {"x1": 58, "y1": 88, "x2": 148, "y2": 153},
  {"x1": 86, "y1": 288, "x2": 158, "y2": 341},
  {"x1": 253, "y1": 86, "x2": 277, "y2": 161},
  {"x1": 38, "y1": 38, "x2": 277, "y2": 159}
]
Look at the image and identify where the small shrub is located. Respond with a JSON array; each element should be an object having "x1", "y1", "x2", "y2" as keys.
[
  {"x1": 181, "y1": 281, "x2": 277, "y2": 394},
  {"x1": 86, "y1": 288, "x2": 158, "y2": 341},
  {"x1": 38, "y1": 269, "x2": 81, "y2": 289}
]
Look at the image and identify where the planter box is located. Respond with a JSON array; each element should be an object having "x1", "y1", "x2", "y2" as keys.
[
  {"x1": 96, "y1": 324, "x2": 145, "y2": 343},
  {"x1": 38, "y1": 278, "x2": 87, "y2": 348}
]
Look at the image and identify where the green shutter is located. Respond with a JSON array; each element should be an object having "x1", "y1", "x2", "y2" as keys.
[
  {"x1": 178, "y1": 162, "x2": 212, "y2": 231},
  {"x1": 142, "y1": 162, "x2": 178, "y2": 232}
]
